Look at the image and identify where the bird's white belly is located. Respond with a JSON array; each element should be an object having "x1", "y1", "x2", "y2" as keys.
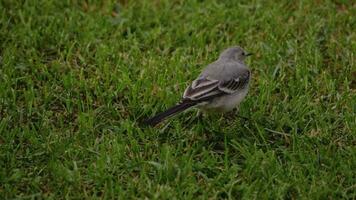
[{"x1": 198, "y1": 88, "x2": 249, "y2": 112}]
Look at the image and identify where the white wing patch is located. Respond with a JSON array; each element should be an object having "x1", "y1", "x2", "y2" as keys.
[
  {"x1": 218, "y1": 74, "x2": 249, "y2": 94},
  {"x1": 183, "y1": 77, "x2": 219, "y2": 100},
  {"x1": 191, "y1": 77, "x2": 218, "y2": 89},
  {"x1": 218, "y1": 85, "x2": 235, "y2": 93},
  {"x1": 182, "y1": 70, "x2": 250, "y2": 102}
]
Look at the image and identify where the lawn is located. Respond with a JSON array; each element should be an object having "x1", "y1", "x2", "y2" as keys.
[{"x1": 0, "y1": 0, "x2": 355, "y2": 199}]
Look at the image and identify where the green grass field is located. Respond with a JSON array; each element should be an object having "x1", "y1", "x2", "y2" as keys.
[{"x1": 1, "y1": 0, "x2": 355, "y2": 199}]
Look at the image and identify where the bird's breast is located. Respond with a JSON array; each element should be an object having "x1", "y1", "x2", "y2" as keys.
[{"x1": 198, "y1": 88, "x2": 249, "y2": 113}]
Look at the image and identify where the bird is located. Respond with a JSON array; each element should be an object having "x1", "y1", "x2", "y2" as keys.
[{"x1": 144, "y1": 46, "x2": 252, "y2": 126}]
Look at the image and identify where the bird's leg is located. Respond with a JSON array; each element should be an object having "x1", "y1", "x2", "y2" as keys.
[
  {"x1": 224, "y1": 108, "x2": 249, "y2": 121},
  {"x1": 224, "y1": 108, "x2": 237, "y2": 120}
]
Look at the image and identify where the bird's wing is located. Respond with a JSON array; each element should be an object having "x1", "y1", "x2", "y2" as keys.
[{"x1": 183, "y1": 70, "x2": 250, "y2": 102}]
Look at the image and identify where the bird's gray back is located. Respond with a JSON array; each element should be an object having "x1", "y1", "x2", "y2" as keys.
[{"x1": 199, "y1": 60, "x2": 249, "y2": 82}]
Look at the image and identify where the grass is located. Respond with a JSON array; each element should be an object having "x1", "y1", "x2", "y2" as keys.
[{"x1": 0, "y1": 0, "x2": 355, "y2": 199}]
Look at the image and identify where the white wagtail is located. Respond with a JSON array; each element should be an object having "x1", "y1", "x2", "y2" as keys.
[{"x1": 144, "y1": 46, "x2": 252, "y2": 126}]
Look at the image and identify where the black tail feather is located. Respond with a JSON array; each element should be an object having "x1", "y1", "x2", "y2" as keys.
[{"x1": 143, "y1": 102, "x2": 196, "y2": 126}]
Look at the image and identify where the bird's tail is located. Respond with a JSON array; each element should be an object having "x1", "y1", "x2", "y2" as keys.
[{"x1": 143, "y1": 101, "x2": 196, "y2": 126}]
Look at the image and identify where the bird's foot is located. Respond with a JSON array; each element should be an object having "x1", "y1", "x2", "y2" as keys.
[{"x1": 224, "y1": 108, "x2": 249, "y2": 122}]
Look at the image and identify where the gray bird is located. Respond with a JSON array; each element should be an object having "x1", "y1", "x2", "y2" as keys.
[{"x1": 144, "y1": 46, "x2": 252, "y2": 126}]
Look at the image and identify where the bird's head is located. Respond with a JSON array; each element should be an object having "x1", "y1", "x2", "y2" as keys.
[{"x1": 219, "y1": 46, "x2": 252, "y2": 62}]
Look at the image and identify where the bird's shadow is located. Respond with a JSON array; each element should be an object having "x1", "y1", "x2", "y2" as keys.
[
  {"x1": 175, "y1": 111, "x2": 254, "y2": 151},
  {"x1": 138, "y1": 107, "x2": 291, "y2": 153}
]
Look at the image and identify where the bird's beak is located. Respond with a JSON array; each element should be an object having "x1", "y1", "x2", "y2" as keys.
[{"x1": 245, "y1": 53, "x2": 253, "y2": 57}]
